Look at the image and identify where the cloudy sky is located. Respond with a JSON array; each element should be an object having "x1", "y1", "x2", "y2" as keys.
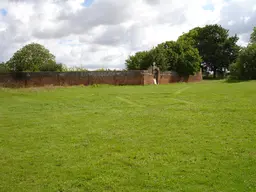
[{"x1": 0, "y1": 0, "x2": 255, "y2": 69}]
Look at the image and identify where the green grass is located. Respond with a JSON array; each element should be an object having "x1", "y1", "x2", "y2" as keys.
[{"x1": 0, "y1": 81, "x2": 256, "y2": 192}]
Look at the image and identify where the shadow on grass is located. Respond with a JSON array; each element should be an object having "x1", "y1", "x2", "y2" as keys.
[
  {"x1": 203, "y1": 77, "x2": 224, "y2": 81},
  {"x1": 203, "y1": 76, "x2": 252, "y2": 84},
  {"x1": 203, "y1": 76, "x2": 253, "y2": 83},
  {"x1": 224, "y1": 79, "x2": 251, "y2": 84}
]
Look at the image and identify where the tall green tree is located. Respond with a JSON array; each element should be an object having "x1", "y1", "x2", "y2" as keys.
[
  {"x1": 148, "y1": 46, "x2": 169, "y2": 71},
  {"x1": 250, "y1": 27, "x2": 256, "y2": 44},
  {"x1": 0, "y1": 62, "x2": 8, "y2": 72},
  {"x1": 39, "y1": 62, "x2": 64, "y2": 72},
  {"x1": 125, "y1": 51, "x2": 151, "y2": 70},
  {"x1": 177, "y1": 27, "x2": 201, "y2": 47},
  {"x1": 156, "y1": 41, "x2": 179, "y2": 71},
  {"x1": 178, "y1": 24, "x2": 240, "y2": 78},
  {"x1": 230, "y1": 44, "x2": 256, "y2": 80},
  {"x1": 126, "y1": 41, "x2": 202, "y2": 76},
  {"x1": 6, "y1": 43, "x2": 57, "y2": 72},
  {"x1": 159, "y1": 41, "x2": 202, "y2": 76}
]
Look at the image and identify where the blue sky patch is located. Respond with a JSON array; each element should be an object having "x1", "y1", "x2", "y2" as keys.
[
  {"x1": 203, "y1": 3, "x2": 215, "y2": 11},
  {"x1": 82, "y1": 0, "x2": 94, "y2": 7},
  {"x1": 0, "y1": 9, "x2": 7, "y2": 16}
]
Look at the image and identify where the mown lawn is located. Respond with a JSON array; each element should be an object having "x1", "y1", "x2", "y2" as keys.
[{"x1": 0, "y1": 81, "x2": 256, "y2": 192}]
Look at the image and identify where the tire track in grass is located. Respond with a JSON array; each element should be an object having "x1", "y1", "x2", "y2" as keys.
[
  {"x1": 116, "y1": 87, "x2": 193, "y2": 108},
  {"x1": 169, "y1": 98, "x2": 195, "y2": 105},
  {"x1": 173, "y1": 86, "x2": 190, "y2": 95},
  {"x1": 172, "y1": 86, "x2": 195, "y2": 105},
  {"x1": 116, "y1": 96, "x2": 144, "y2": 108}
]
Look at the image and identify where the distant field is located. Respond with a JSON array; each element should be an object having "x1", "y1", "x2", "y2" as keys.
[{"x1": 0, "y1": 81, "x2": 256, "y2": 192}]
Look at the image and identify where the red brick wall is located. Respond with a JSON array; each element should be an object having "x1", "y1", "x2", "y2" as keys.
[
  {"x1": 160, "y1": 71, "x2": 202, "y2": 84},
  {"x1": 0, "y1": 71, "x2": 144, "y2": 87},
  {"x1": 143, "y1": 72, "x2": 154, "y2": 85},
  {"x1": 0, "y1": 70, "x2": 202, "y2": 88},
  {"x1": 187, "y1": 71, "x2": 202, "y2": 82},
  {"x1": 0, "y1": 73, "x2": 25, "y2": 88},
  {"x1": 159, "y1": 72, "x2": 172, "y2": 84}
]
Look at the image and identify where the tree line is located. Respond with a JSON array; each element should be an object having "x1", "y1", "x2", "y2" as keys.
[
  {"x1": 125, "y1": 25, "x2": 256, "y2": 80},
  {"x1": 0, "y1": 43, "x2": 65, "y2": 73},
  {"x1": 229, "y1": 27, "x2": 256, "y2": 80},
  {"x1": 0, "y1": 24, "x2": 255, "y2": 80},
  {"x1": 0, "y1": 43, "x2": 125, "y2": 73},
  {"x1": 0, "y1": 43, "x2": 115, "y2": 73}
]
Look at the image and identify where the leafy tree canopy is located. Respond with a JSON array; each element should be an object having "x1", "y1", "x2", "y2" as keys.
[
  {"x1": 160, "y1": 41, "x2": 202, "y2": 76},
  {"x1": 178, "y1": 24, "x2": 240, "y2": 78},
  {"x1": 0, "y1": 62, "x2": 8, "y2": 72},
  {"x1": 250, "y1": 27, "x2": 256, "y2": 44},
  {"x1": 125, "y1": 51, "x2": 151, "y2": 70},
  {"x1": 6, "y1": 43, "x2": 58, "y2": 72},
  {"x1": 230, "y1": 43, "x2": 256, "y2": 80},
  {"x1": 125, "y1": 40, "x2": 202, "y2": 76},
  {"x1": 177, "y1": 27, "x2": 201, "y2": 47}
]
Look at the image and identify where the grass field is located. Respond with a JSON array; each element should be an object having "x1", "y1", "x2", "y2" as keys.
[{"x1": 0, "y1": 80, "x2": 256, "y2": 192}]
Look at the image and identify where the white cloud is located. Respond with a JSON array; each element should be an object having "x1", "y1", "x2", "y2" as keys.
[
  {"x1": 0, "y1": 0, "x2": 8, "y2": 8},
  {"x1": 0, "y1": 0, "x2": 255, "y2": 69}
]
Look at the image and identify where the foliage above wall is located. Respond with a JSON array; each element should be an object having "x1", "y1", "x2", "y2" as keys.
[
  {"x1": 250, "y1": 27, "x2": 256, "y2": 44},
  {"x1": 229, "y1": 43, "x2": 256, "y2": 80},
  {"x1": 0, "y1": 62, "x2": 8, "y2": 72},
  {"x1": 6, "y1": 43, "x2": 63, "y2": 72},
  {"x1": 228, "y1": 28, "x2": 256, "y2": 80},
  {"x1": 178, "y1": 24, "x2": 240, "y2": 78},
  {"x1": 126, "y1": 24, "x2": 244, "y2": 78},
  {"x1": 125, "y1": 40, "x2": 202, "y2": 77}
]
